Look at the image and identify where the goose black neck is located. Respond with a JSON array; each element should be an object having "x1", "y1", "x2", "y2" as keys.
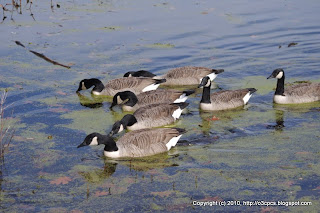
[
  {"x1": 90, "y1": 79, "x2": 104, "y2": 93},
  {"x1": 102, "y1": 136, "x2": 119, "y2": 152},
  {"x1": 125, "y1": 94, "x2": 138, "y2": 107},
  {"x1": 121, "y1": 114, "x2": 137, "y2": 128},
  {"x1": 200, "y1": 84, "x2": 211, "y2": 104},
  {"x1": 275, "y1": 74, "x2": 285, "y2": 96}
]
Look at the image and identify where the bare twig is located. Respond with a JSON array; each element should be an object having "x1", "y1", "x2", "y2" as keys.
[{"x1": 15, "y1": 40, "x2": 72, "y2": 69}]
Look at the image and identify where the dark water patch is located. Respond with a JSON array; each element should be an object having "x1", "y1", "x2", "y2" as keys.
[{"x1": 295, "y1": 175, "x2": 320, "y2": 199}]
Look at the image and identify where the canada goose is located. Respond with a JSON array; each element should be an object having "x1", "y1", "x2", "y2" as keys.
[
  {"x1": 76, "y1": 77, "x2": 166, "y2": 96},
  {"x1": 77, "y1": 128, "x2": 186, "y2": 158},
  {"x1": 110, "y1": 89, "x2": 195, "y2": 111},
  {"x1": 109, "y1": 102, "x2": 189, "y2": 135},
  {"x1": 123, "y1": 70, "x2": 156, "y2": 78},
  {"x1": 267, "y1": 68, "x2": 320, "y2": 104},
  {"x1": 123, "y1": 66, "x2": 224, "y2": 86},
  {"x1": 198, "y1": 76, "x2": 257, "y2": 111}
]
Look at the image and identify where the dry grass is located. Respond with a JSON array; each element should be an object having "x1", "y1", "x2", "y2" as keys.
[{"x1": 0, "y1": 91, "x2": 15, "y2": 163}]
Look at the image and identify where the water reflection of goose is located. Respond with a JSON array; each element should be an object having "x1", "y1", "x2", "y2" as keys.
[
  {"x1": 267, "y1": 68, "x2": 320, "y2": 104},
  {"x1": 123, "y1": 66, "x2": 224, "y2": 86},
  {"x1": 199, "y1": 109, "x2": 247, "y2": 136},
  {"x1": 76, "y1": 92, "x2": 104, "y2": 108},
  {"x1": 266, "y1": 109, "x2": 285, "y2": 131},
  {"x1": 108, "y1": 153, "x2": 178, "y2": 172},
  {"x1": 78, "y1": 161, "x2": 117, "y2": 183},
  {"x1": 77, "y1": 128, "x2": 186, "y2": 158},
  {"x1": 76, "y1": 77, "x2": 166, "y2": 96}
]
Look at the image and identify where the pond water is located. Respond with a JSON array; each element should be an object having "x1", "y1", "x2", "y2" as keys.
[{"x1": 0, "y1": 0, "x2": 320, "y2": 212}]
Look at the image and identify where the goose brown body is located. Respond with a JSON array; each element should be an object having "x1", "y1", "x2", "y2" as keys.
[
  {"x1": 111, "y1": 128, "x2": 185, "y2": 158},
  {"x1": 110, "y1": 102, "x2": 189, "y2": 135},
  {"x1": 154, "y1": 66, "x2": 224, "y2": 85},
  {"x1": 101, "y1": 77, "x2": 164, "y2": 96},
  {"x1": 77, "y1": 77, "x2": 165, "y2": 96},
  {"x1": 112, "y1": 89, "x2": 194, "y2": 111}
]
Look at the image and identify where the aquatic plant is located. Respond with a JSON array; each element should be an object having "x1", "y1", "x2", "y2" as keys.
[{"x1": 0, "y1": 91, "x2": 15, "y2": 164}]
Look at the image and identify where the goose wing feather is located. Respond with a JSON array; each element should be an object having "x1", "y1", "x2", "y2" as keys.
[
  {"x1": 285, "y1": 82, "x2": 320, "y2": 97},
  {"x1": 105, "y1": 77, "x2": 157, "y2": 90},
  {"x1": 137, "y1": 89, "x2": 183, "y2": 105},
  {"x1": 165, "y1": 66, "x2": 213, "y2": 78},
  {"x1": 210, "y1": 89, "x2": 249, "y2": 103},
  {"x1": 134, "y1": 103, "x2": 178, "y2": 120},
  {"x1": 117, "y1": 128, "x2": 181, "y2": 157}
]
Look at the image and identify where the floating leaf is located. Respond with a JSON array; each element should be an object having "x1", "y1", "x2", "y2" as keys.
[
  {"x1": 151, "y1": 190, "x2": 174, "y2": 198},
  {"x1": 50, "y1": 176, "x2": 72, "y2": 185},
  {"x1": 56, "y1": 91, "x2": 67, "y2": 96},
  {"x1": 206, "y1": 116, "x2": 220, "y2": 121},
  {"x1": 94, "y1": 191, "x2": 108, "y2": 197}
]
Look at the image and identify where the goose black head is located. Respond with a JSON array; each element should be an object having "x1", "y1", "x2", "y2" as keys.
[
  {"x1": 76, "y1": 78, "x2": 104, "y2": 94},
  {"x1": 77, "y1": 132, "x2": 103, "y2": 148},
  {"x1": 267, "y1": 68, "x2": 285, "y2": 79},
  {"x1": 77, "y1": 133, "x2": 118, "y2": 152},
  {"x1": 198, "y1": 76, "x2": 211, "y2": 88},
  {"x1": 109, "y1": 114, "x2": 137, "y2": 136},
  {"x1": 123, "y1": 70, "x2": 156, "y2": 78},
  {"x1": 110, "y1": 91, "x2": 138, "y2": 109}
]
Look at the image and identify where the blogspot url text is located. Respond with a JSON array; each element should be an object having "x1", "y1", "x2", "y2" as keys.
[{"x1": 193, "y1": 200, "x2": 312, "y2": 207}]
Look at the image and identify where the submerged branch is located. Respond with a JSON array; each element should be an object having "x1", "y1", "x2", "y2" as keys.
[
  {"x1": 29, "y1": 50, "x2": 71, "y2": 69},
  {"x1": 14, "y1": 40, "x2": 71, "y2": 69}
]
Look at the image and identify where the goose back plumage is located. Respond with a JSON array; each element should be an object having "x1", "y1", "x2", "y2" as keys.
[
  {"x1": 130, "y1": 102, "x2": 189, "y2": 130},
  {"x1": 119, "y1": 89, "x2": 194, "y2": 111},
  {"x1": 112, "y1": 128, "x2": 185, "y2": 158},
  {"x1": 154, "y1": 66, "x2": 224, "y2": 85},
  {"x1": 201, "y1": 89, "x2": 255, "y2": 111},
  {"x1": 276, "y1": 83, "x2": 320, "y2": 104},
  {"x1": 102, "y1": 77, "x2": 165, "y2": 96}
]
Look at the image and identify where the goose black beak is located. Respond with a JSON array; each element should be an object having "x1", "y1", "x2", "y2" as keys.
[
  {"x1": 108, "y1": 131, "x2": 114, "y2": 137},
  {"x1": 109, "y1": 103, "x2": 116, "y2": 109},
  {"x1": 267, "y1": 74, "x2": 274, "y2": 79},
  {"x1": 77, "y1": 142, "x2": 87, "y2": 148},
  {"x1": 198, "y1": 83, "x2": 204, "y2": 88}
]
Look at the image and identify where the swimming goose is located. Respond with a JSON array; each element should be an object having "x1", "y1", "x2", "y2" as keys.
[
  {"x1": 267, "y1": 68, "x2": 320, "y2": 104},
  {"x1": 77, "y1": 128, "x2": 186, "y2": 158},
  {"x1": 198, "y1": 76, "x2": 257, "y2": 111},
  {"x1": 109, "y1": 102, "x2": 189, "y2": 135},
  {"x1": 110, "y1": 89, "x2": 195, "y2": 111},
  {"x1": 76, "y1": 77, "x2": 166, "y2": 96},
  {"x1": 123, "y1": 70, "x2": 156, "y2": 78},
  {"x1": 123, "y1": 66, "x2": 224, "y2": 86}
]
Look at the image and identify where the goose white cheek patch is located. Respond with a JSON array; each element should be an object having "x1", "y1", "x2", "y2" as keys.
[
  {"x1": 82, "y1": 82, "x2": 86, "y2": 90},
  {"x1": 275, "y1": 72, "x2": 283, "y2": 79},
  {"x1": 119, "y1": 124, "x2": 124, "y2": 133},
  {"x1": 90, "y1": 136, "x2": 98, "y2": 146}
]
